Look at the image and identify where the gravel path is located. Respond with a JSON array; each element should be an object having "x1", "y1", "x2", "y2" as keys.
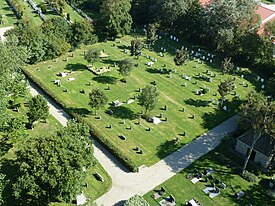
[{"x1": 28, "y1": 81, "x2": 238, "y2": 206}]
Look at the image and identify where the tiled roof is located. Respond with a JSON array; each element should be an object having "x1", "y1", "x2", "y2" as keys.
[{"x1": 238, "y1": 131, "x2": 275, "y2": 157}]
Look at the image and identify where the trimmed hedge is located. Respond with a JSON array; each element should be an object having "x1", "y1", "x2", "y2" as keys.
[
  {"x1": 241, "y1": 170, "x2": 258, "y2": 182},
  {"x1": 22, "y1": 68, "x2": 139, "y2": 172}
]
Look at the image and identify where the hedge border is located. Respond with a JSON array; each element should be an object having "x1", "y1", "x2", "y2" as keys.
[{"x1": 22, "y1": 68, "x2": 138, "y2": 172}]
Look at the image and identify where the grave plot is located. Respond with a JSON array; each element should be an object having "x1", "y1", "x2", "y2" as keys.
[{"x1": 24, "y1": 35, "x2": 256, "y2": 168}]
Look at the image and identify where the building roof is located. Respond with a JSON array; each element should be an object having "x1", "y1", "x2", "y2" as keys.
[
  {"x1": 238, "y1": 131, "x2": 275, "y2": 157},
  {"x1": 198, "y1": 0, "x2": 275, "y2": 34}
]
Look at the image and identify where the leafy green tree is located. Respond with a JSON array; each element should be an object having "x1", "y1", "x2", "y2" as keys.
[
  {"x1": 264, "y1": 19, "x2": 275, "y2": 37},
  {"x1": 84, "y1": 49, "x2": 101, "y2": 66},
  {"x1": 200, "y1": 0, "x2": 258, "y2": 50},
  {"x1": 238, "y1": 92, "x2": 275, "y2": 173},
  {"x1": 174, "y1": 49, "x2": 189, "y2": 69},
  {"x1": 130, "y1": 38, "x2": 142, "y2": 57},
  {"x1": 71, "y1": 21, "x2": 98, "y2": 46},
  {"x1": 150, "y1": 0, "x2": 195, "y2": 26},
  {"x1": 27, "y1": 95, "x2": 49, "y2": 129},
  {"x1": 137, "y1": 85, "x2": 159, "y2": 114},
  {"x1": 89, "y1": 88, "x2": 108, "y2": 115},
  {"x1": 4, "y1": 116, "x2": 28, "y2": 142},
  {"x1": 146, "y1": 23, "x2": 158, "y2": 46},
  {"x1": 118, "y1": 58, "x2": 134, "y2": 81},
  {"x1": 11, "y1": 120, "x2": 94, "y2": 205},
  {"x1": 100, "y1": 0, "x2": 132, "y2": 37},
  {"x1": 222, "y1": 57, "x2": 234, "y2": 74},
  {"x1": 124, "y1": 195, "x2": 149, "y2": 206},
  {"x1": 217, "y1": 78, "x2": 235, "y2": 105}
]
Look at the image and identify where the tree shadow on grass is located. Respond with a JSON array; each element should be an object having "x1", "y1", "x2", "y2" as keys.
[
  {"x1": 106, "y1": 106, "x2": 139, "y2": 120},
  {"x1": 92, "y1": 76, "x2": 118, "y2": 84},
  {"x1": 201, "y1": 99, "x2": 244, "y2": 130},
  {"x1": 156, "y1": 140, "x2": 185, "y2": 160},
  {"x1": 101, "y1": 59, "x2": 120, "y2": 66},
  {"x1": 240, "y1": 178, "x2": 271, "y2": 206},
  {"x1": 146, "y1": 68, "x2": 162, "y2": 74},
  {"x1": 184, "y1": 98, "x2": 209, "y2": 107},
  {"x1": 65, "y1": 63, "x2": 87, "y2": 71},
  {"x1": 66, "y1": 107, "x2": 91, "y2": 117}
]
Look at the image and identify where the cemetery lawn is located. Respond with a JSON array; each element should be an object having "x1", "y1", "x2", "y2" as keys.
[
  {"x1": 143, "y1": 137, "x2": 272, "y2": 206},
  {"x1": 0, "y1": 0, "x2": 17, "y2": 27},
  {"x1": 1, "y1": 98, "x2": 111, "y2": 205},
  {"x1": 23, "y1": 35, "x2": 258, "y2": 168},
  {"x1": 16, "y1": 0, "x2": 43, "y2": 25}
]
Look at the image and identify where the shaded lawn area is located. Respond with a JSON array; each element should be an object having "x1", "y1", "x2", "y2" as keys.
[
  {"x1": 23, "y1": 35, "x2": 259, "y2": 167},
  {"x1": 0, "y1": 0, "x2": 17, "y2": 27},
  {"x1": 144, "y1": 137, "x2": 273, "y2": 206},
  {"x1": 1, "y1": 97, "x2": 111, "y2": 206}
]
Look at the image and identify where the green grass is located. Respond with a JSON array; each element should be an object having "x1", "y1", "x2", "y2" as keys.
[
  {"x1": 15, "y1": 0, "x2": 43, "y2": 25},
  {"x1": 23, "y1": 35, "x2": 258, "y2": 168},
  {"x1": 0, "y1": 0, "x2": 17, "y2": 27},
  {"x1": 143, "y1": 137, "x2": 273, "y2": 206}
]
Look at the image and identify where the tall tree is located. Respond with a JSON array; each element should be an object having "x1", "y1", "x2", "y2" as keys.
[
  {"x1": 84, "y1": 49, "x2": 100, "y2": 66},
  {"x1": 222, "y1": 57, "x2": 234, "y2": 74},
  {"x1": 100, "y1": 0, "x2": 132, "y2": 37},
  {"x1": 174, "y1": 49, "x2": 189, "y2": 69},
  {"x1": 130, "y1": 38, "x2": 142, "y2": 57},
  {"x1": 118, "y1": 58, "x2": 134, "y2": 81},
  {"x1": 137, "y1": 85, "x2": 159, "y2": 114},
  {"x1": 27, "y1": 95, "x2": 49, "y2": 129},
  {"x1": 200, "y1": 0, "x2": 258, "y2": 50},
  {"x1": 238, "y1": 92, "x2": 275, "y2": 173},
  {"x1": 217, "y1": 78, "x2": 235, "y2": 105},
  {"x1": 150, "y1": 0, "x2": 195, "y2": 27},
  {"x1": 146, "y1": 23, "x2": 158, "y2": 46},
  {"x1": 11, "y1": 120, "x2": 94, "y2": 205},
  {"x1": 71, "y1": 20, "x2": 98, "y2": 46},
  {"x1": 89, "y1": 88, "x2": 108, "y2": 115}
]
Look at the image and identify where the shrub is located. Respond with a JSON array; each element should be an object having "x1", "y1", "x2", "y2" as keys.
[
  {"x1": 41, "y1": 4, "x2": 47, "y2": 13},
  {"x1": 124, "y1": 195, "x2": 149, "y2": 206},
  {"x1": 242, "y1": 170, "x2": 258, "y2": 182},
  {"x1": 202, "y1": 87, "x2": 210, "y2": 94},
  {"x1": 141, "y1": 114, "x2": 152, "y2": 122}
]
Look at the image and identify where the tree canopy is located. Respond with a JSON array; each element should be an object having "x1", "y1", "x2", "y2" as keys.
[
  {"x1": 89, "y1": 88, "x2": 108, "y2": 115},
  {"x1": 118, "y1": 58, "x2": 134, "y2": 77},
  {"x1": 174, "y1": 49, "x2": 189, "y2": 68},
  {"x1": 11, "y1": 120, "x2": 94, "y2": 205},
  {"x1": 84, "y1": 49, "x2": 101, "y2": 65},
  {"x1": 137, "y1": 86, "x2": 159, "y2": 114},
  {"x1": 100, "y1": 0, "x2": 133, "y2": 37},
  {"x1": 27, "y1": 95, "x2": 49, "y2": 129}
]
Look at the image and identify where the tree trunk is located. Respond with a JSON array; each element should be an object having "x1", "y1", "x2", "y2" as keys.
[{"x1": 242, "y1": 134, "x2": 259, "y2": 174}]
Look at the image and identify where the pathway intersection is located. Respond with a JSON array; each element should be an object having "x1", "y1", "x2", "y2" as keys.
[{"x1": 28, "y1": 81, "x2": 238, "y2": 206}]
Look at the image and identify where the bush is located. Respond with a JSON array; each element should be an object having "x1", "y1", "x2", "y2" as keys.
[
  {"x1": 242, "y1": 170, "x2": 258, "y2": 182},
  {"x1": 141, "y1": 114, "x2": 152, "y2": 122},
  {"x1": 41, "y1": 4, "x2": 47, "y2": 13},
  {"x1": 202, "y1": 87, "x2": 210, "y2": 94},
  {"x1": 124, "y1": 195, "x2": 149, "y2": 206}
]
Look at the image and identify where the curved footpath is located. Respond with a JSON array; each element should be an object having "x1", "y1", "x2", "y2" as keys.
[{"x1": 28, "y1": 82, "x2": 238, "y2": 206}]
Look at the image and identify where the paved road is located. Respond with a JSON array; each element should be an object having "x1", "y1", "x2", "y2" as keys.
[{"x1": 28, "y1": 82, "x2": 238, "y2": 206}]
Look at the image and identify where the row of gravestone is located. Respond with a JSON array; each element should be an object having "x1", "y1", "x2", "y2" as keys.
[
  {"x1": 26, "y1": 0, "x2": 46, "y2": 21},
  {"x1": 65, "y1": 0, "x2": 93, "y2": 23}
]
